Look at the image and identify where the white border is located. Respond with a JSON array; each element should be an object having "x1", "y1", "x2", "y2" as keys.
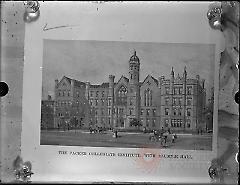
[{"x1": 22, "y1": 2, "x2": 224, "y2": 183}]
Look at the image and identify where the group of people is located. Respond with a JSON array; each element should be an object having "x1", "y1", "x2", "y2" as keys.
[{"x1": 150, "y1": 127, "x2": 177, "y2": 146}]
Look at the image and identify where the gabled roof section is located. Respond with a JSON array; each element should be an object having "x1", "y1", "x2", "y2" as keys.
[
  {"x1": 116, "y1": 75, "x2": 129, "y2": 84},
  {"x1": 141, "y1": 75, "x2": 158, "y2": 86},
  {"x1": 61, "y1": 76, "x2": 86, "y2": 88},
  {"x1": 152, "y1": 76, "x2": 159, "y2": 85}
]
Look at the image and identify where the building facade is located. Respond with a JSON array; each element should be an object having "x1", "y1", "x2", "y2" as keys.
[
  {"x1": 41, "y1": 95, "x2": 55, "y2": 129},
  {"x1": 54, "y1": 76, "x2": 89, "y2": 129},
  {"x1": 52, "y1": 51, "x2": 207, "y2": 132},
  {"x1": 159, "y1": 67, "x2": 206, "y2": 132}
]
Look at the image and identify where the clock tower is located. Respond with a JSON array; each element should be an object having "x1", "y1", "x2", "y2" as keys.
[{"x1": 126, "y1": 50, "x2": 140, "y2": 128}]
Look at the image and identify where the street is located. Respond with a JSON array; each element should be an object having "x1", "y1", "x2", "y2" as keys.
[{"x1": 40, "y1": 130, "x2": 212, "y2": 150}]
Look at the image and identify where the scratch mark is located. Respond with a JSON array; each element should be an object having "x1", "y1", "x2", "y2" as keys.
[{"x1": 43, "y1": 23, "x2": 77, "y2": 31}]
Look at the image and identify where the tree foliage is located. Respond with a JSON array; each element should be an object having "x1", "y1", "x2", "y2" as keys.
[{"x1": 130, "y1": 118, "x2": 142, "y2": 127}]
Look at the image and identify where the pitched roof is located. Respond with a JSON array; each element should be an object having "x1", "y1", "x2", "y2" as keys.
[
  {"x1": 152, "y1": 76, "x2": 159, "y2": 85},
  {"x1": 122, "y1": 76, "x2": 129, "y2": 82},
  {"x1": 63, "y1": 76, "x2": 86, "y2": 88},
  {"x1": 141, "y1": 75, "x2": 158, "y2": 86}
]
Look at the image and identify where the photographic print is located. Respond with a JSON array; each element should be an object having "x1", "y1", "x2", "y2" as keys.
[{"x1": 40, "y1": 40, "x2": 215, "y2": 150}]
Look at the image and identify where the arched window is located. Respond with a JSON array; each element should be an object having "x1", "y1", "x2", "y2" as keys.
[
  {"x1": 144, "y1": 89, "x2": 152, "y2": 106},
  {"x1": 117, "y1": 86, "x2": 127, "y2": 105}
]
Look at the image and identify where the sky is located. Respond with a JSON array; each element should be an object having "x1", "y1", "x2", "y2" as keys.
[{"x1": 42, "y1": 40, "x2": 215, "y2": 101}]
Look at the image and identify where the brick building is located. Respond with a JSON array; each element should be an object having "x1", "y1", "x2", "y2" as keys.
[
  {"x1": 53, "y1": 76, "x2": 89, "y2": 129},
  {"x1": 159, "y1": 67, "x2": 206, "y2": 132},
  {"x1": 52, "y1": 51, "x2": 207, "y2": 132}
]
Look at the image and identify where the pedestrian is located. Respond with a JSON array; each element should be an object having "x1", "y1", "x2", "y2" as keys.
[
  {"x1": 172, "y1": 133, "x2": 175, "y2": 143},
  {"x1": 164, "y1": 135, "x2": 167, "y2": 144},
  {"x1": 115, "y1": 130, "x2": 118, "y2": 138}
]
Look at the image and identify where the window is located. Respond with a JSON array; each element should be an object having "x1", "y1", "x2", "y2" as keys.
[
  {"x1": 187, "y1": 98, "x2": 192, "y2": 105},
  {"x1": 129, "y1": 98, "x2": 133, "y2": 106},
  {"x1": 130, "y1": 74, "x2": 133, "y2": 79},
  {"x1": 146, "y1": 109, "x2": 150, "y2": 116},
  {"x1": 178, "y1": 109, "x2": 182, "y2": 116},
  {"x1": 171, "y1": 119, "x2": 182, "y2": 127},
  {"x1": 95, "y1": 109, "x2": 98, "y2": 115},
  {"x1": 187, "y1": 108, "x2": 191, "y2": 116},
  {"x1": 174, "y1": 88, "x2": 178, "y2": 95},
  {"x1": 165, "y1": 108, "x2": 169, "y2": 115},
  {"x1": 179, "y1": 98, "x2": 182, "y2": 105},
  {"x1": 173, "y1": 98, "x2": 177, "y2": 105},
  {"x1": 153, "y1": 109, "x2": 156, "y2": 116},
  {"x1": 102, "y1": 99, "x2": 104, "y2": 106},
  {"x1": 187, "y1": 119, "x2": 191, "y2": 128},
  {"x1": 89, "y1": 99, "x2": 93, "y2": 106},
  {"x1": 129, "y1": 108, "x2": 133, "y2": 115},
  {"x1": 77, "y1": 91, "x2": 79, "y2": 97},
  {"x1": 108, "y1": 98, "x2": 111, "y2": 106},
  {"x1": 108, "y1": 108, "x2": 111, "y2": 115},
  {"x1": 101, "y1": 108, "x2": 104, "y2": 115},
  {"x1": 62, "y1": 91, "x2": 65, "y2": 97},
  {"x1": 102, "y1": 91, "x2": 105, "y2": 97},
  {"x1": 95, "y1": 99, "x2": 98, "y2": 106},
  {"x1": 179, "y1": 87, "x2": 183, "y2": 94},
  {"x1": 140, "y1": 109, "x2": 144, "y2": 115},
  {"x1": 187, "y1": 87, "x2": 192, "y2": 95},
  {"x1": 90, "y1": 91, "x2": 93, "y2": 97},
  {"x1": 144, "y1": 89, "x2": 152, "y2": 106},
  {"x1": 68, "y1": 91, "x2": 70, "y2": 96},
  {"x1": 96, "y1": 91, "x2": 99, "y2": 97},
  {"x1": 173, "y1": 108, "x2": 177, "y2": 116},
  {"x1": 165, "y1": 97, "x2": 169, "y2": 105},
  {"x1": 119, "y1": 108, "x2": 124, "y2": 114},
  {"x1": 152, "y1": 119, "x2": 156, "y2": 127},
  {"x1": 165, "y1": 87, "x2": 170, "y2": 95},
  {"x1": 117, "y1": 86, "x2": 127, "y2": 105},
  {"x1": 58, "y1": 91, "x2": 61, "y2": 96},
  {"x1": 146, "y1": 119, "x2": 150, "y2": 127}
]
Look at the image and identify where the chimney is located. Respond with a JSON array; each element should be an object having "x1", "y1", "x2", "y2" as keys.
[
  {"x1": 55, "y1": 79, "x2": 59, "y2": 86},
  {"x1": 109, "y1": 75, "x2": 115, "y2": 88},
  {"x1": 196, "y1": 75, "x2": 200, "y2": 81}
]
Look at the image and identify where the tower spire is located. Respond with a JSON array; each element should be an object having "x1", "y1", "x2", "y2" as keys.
[
  {"x1": 171, "y1": 66, "x2": 174, "y2": 76},
  {"x1": 183, "y1": 66, "x2": 187, "y2": 78}
]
